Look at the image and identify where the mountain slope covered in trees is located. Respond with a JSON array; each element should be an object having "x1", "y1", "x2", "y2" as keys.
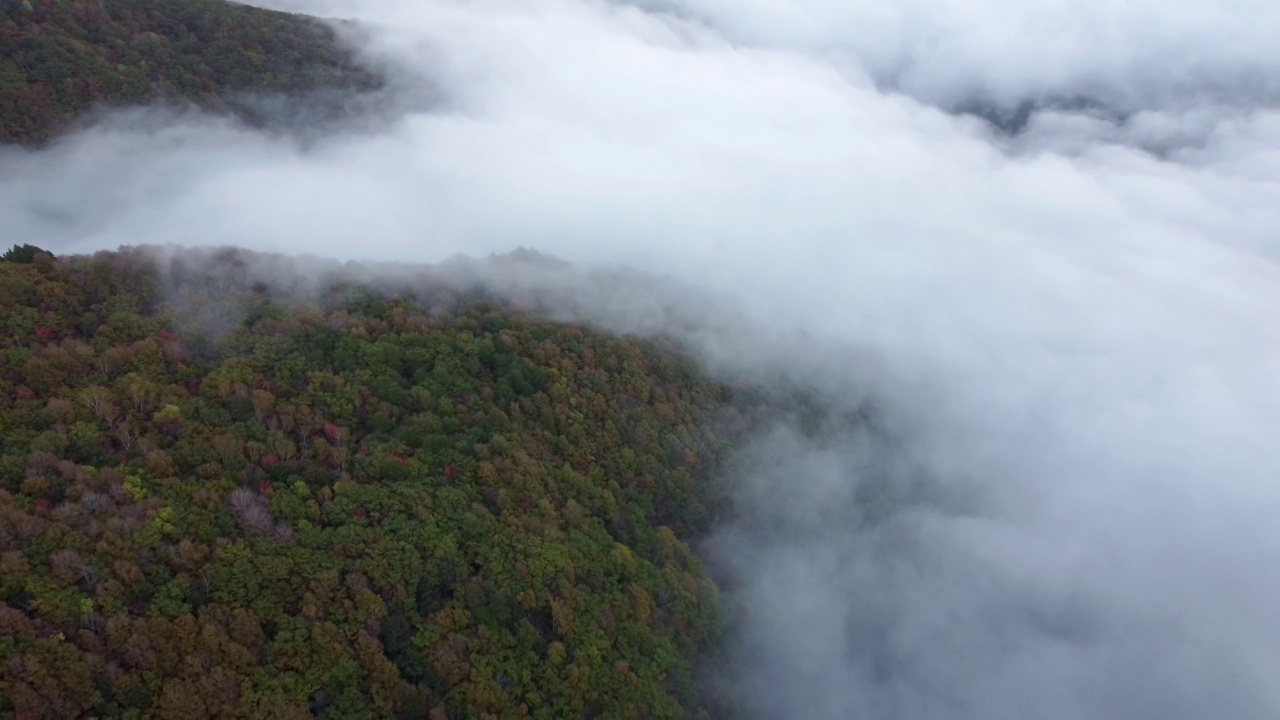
[
  {"x1": 0, "y1": 245, "x2": 744, "y2": 718},
  {"x1": 0, "y1": 0, "x2": 380, "y2": 144}
]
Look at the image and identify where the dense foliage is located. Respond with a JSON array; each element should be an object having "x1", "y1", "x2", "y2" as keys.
[
  {"x1": 0, "y1": 0, "x2": 380, "y2": 144},
  {"x1": 0, "y1": 246, "x2": 741, "y2": 718}
]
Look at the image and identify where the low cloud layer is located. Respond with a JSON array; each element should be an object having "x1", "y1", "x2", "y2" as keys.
[
  {"x1": 627, "y1": 0, "x2": 1280, "y2": 126},
  {"x1": 4, "y1": 0, "x2": 1280, "y2": 717}
]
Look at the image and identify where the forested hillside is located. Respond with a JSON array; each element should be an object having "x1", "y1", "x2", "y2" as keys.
[
  {"x1": 0, "y1": 0, "x2": 380, "y2": 144},
  {"x1": 0, "y1": 245, "x2": 743, "y2": 718}
]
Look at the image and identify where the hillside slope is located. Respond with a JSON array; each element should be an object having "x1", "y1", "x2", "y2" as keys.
[
  {"x1": 0, "y1": 0, "x2": 380, "y2": 144},
  {"x1": 0, "y1": 245, "x2": 740, "y2": 718}
]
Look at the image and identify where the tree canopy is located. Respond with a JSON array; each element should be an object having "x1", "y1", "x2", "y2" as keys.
[
  {"x1": 0, "y1": 245, "x2": 744, "y2": 718},
  {"x1": 0, "y1": 0, "x2": 380, "y2": 144}
]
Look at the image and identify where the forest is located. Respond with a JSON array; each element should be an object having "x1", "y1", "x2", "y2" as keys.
[
  {"x1": 0, "y1": 244, "x2": 753, "y2": 718},
  {"x1": 0, "y1": 0, "x2": 380, "y2": 144}
]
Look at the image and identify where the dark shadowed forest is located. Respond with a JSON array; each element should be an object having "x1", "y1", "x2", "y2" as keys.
[{"x1": 0, "y1": 0, "x2": 379, "y2": 144}]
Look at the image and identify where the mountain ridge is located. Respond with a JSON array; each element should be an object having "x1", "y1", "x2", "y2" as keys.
[
  {"x1": 0, "y1": 0, "x2": 381, "y2": 144},
  {"x1": 0, "y1": 244, "x2": 745, "y2": 718}
]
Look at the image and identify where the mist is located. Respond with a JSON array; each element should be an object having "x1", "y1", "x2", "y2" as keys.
[{"x1": 4, "y1": 0, "x2": 1280, "y2": 717}]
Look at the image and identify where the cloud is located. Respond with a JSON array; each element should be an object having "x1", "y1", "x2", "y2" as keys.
[
  {"x1": 625, "y1": 0, "x2": 1280, "y2": 108},
  {"x1": 5, "y1": 0, "x2": 1280, "y2": 716}
]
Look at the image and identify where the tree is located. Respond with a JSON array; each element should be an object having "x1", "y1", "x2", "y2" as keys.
[{"x1": 1, "y1": 244, "x2": 54, "y2": 264}]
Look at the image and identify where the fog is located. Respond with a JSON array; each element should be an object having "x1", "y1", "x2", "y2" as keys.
[{"x1": 4, "y1": 0, "x2": 1280, "y2": 716}]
